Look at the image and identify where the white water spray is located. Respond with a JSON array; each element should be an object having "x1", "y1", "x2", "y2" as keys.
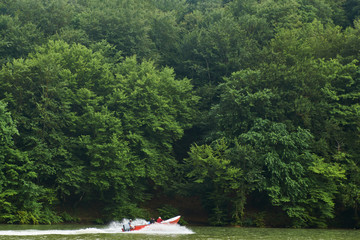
[
  {"x1": 0, "y1": 218, "x2": 194, "y2": 236},
  {"x1": 126, "y1": 222, "x2": 194, "y2": 235}
]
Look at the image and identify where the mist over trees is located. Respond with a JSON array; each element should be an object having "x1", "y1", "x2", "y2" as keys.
[{"x1": 1, "y1": 0, "x2": 360, "y2": 228}]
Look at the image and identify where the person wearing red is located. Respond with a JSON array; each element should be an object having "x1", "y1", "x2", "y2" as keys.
[{"x1": 156, "y1": 216, "x2": 163, "y2": 223}]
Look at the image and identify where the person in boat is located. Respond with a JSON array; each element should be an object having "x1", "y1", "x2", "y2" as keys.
[
  {"x1": 123, "y1": 219, "x2": 134, "y2": 231},
  {"x1": 129, "y1": 219, "x2": 134, "y2": 230},
  {"x1": 150, "y1": 217, "x2": 155, "y2": 224},
  {"x1": 156, "y1": 216, "x2": 163, "y2": 223}
]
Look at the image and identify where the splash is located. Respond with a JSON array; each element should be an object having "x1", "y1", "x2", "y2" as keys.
[
  {"x1": 0, "y1": 228, "x2": 119, "y2": 236},
  {"x1": 126, "y1": 222, "x2": 194, "y2": 235},
  {"x1": 0, "y1": 219, "x2": 194, "y2": 236},
  {"x1": 105, "y1": 219, "x2": 194, "y2": 235}
]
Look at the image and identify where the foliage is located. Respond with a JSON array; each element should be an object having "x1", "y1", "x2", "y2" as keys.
[
  {"x1": 185, "y1": 139, "x2": 245, "y2": 225},
  {"x1": 0, "y1": 101, "x2": 60, "y2": 224},
  {"x1": 0, "y1": 0, "x2": 360, "y2": 228},
  {"x1": 0, "y1": 40, "x2": 197, "y2": 223},
  {"x1": 0, "y1": 14, "x2": 43, "y2": 65}
]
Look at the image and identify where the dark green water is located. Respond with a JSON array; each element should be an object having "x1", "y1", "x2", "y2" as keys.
[{"x1": 0, "y1": 224, "x2": 359, "y2": 240}]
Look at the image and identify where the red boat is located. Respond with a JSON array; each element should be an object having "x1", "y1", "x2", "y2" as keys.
[{"x1": 122, "y1": 215, "x2": 181, "y2": 232}]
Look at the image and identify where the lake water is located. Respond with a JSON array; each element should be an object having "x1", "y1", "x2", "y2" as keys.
[{"x1": 0, "y1": 222, "x2": 359, "y2": 240}]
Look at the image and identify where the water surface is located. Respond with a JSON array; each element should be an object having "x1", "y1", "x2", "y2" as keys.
[{"x1": 0, "y1": 223, "x2": 358, "y2": 240}]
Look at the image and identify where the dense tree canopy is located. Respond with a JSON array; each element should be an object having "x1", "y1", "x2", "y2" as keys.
[{"x1": 0, "y1": 0, "x2": 360, "y2": 228}]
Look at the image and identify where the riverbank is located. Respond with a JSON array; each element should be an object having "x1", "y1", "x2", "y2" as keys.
[{"x1": 57, "y1": 197, "x2": 358, "y2": 229}]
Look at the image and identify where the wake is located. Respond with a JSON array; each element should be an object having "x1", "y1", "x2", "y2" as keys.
[{"x1": 0, "y1": 219, "x2": 194, "y2": 236}]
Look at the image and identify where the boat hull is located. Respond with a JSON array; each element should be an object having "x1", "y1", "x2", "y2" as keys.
[{"x1": 123, "y1": 215, "x2": 181, "y2": 232}]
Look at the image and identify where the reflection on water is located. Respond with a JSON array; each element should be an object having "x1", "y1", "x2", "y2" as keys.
[
  {"x1": 0, "y1": 224, "x2": 359, "y2": 240},
  {"x1": 192, "y1": 227, "x2": 360, "y2": 240}
]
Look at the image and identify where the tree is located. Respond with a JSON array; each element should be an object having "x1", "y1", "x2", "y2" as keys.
[
  {"x1": 185, "y1": 139, "x2": 245, "y2": 225},
  {"x1": 0, "y1": 101, "x2": 59, "y2": 224},
  {"x1": 237, "y1": 119, "x2": 344, "y2": 227},
  {"x1": 0, "y1": 15, "x2": 43, "y2": 65},
  {"x1": 0, "y1": 39, "x2": 199, "y2": 220},
  {"x1": 108, "y1": 56, "x2": 199, "y2": 187},
  {"x1": 321, "y1": 59, "x2": 360, "y2": 226},
  {"x1": 5, "y1": 0, "x2": 76, "y2": 36},
  {"x1": 178, "y1": 6, "x2": 260, "y2": 86},
  {"x1": 344, "y1": 0, "x2": 360, "y2": 26},
  {"x1": 0, "y1": 40, "x2": 119, "y2": 216},
  {"x1": 76, "y1": 0, "x2": 155, "y2": 59}
]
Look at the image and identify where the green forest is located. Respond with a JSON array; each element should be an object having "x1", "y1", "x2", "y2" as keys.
[{"x1": 1, "y1": 0, "x2": 360, "y2": 228}]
